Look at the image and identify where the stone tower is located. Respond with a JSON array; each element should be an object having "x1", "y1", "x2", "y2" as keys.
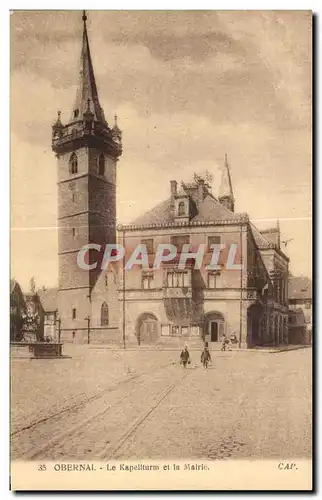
[
  {"x1": 218, "y1": 154, "x2": 235, "y2": 212},
  {"x1": 52, "y1": 11, "x2": 122, "y2": 336}
]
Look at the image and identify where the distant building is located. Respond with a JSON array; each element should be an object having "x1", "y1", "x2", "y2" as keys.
[{"x1": 288, "y1": 277, "x2": 312, "y2": 345}]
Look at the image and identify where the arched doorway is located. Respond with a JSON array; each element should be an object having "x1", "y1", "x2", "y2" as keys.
[
  {"x1": 204, "y1": 312, "x2": 225, "y2": 342},
  {"x1": 136, "y1": 313, "x2": 159, "y2": 344},
  {"x1": 247, "y1": 304, "x2": 264, "y2": 347}
]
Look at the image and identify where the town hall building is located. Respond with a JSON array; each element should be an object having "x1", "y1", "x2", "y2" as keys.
[{"x1": 50, "y1": 11, "x2": 289, "y2": 348}]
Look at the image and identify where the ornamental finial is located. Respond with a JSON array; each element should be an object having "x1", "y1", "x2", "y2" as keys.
[{"x1": 82, "y1": 10, "x2": 87, "y2": 23}]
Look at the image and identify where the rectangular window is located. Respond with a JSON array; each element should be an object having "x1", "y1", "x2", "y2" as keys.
[
  {"x1": 208, "y1": 235, "x2": 221, "y2": 251},
  {"x1": 170, "y1": 235, "x2": 190, "y2": 251},
  {"x1": 167, "y1": 272, "x2": 174, "y2": 287},
  {"x1": 161, "y1": 324, "x2": 170, "y2": 336},
  {"x1": 181, "y1": 326, "x2": 189, "y2": 336},
  {"x1": 142, "y1": 272, "x2": 154, "y2": 289},
  {"x1": 208, "y1": 272, "x2": 220, "y2": 289},
  {"x1": 141, "y1": 238, "x2": 154, "y2": 254},
  {"x1": 305, "y1": 302, "x2": 311, "y2": 310},
  {"x1": 72, "y1": 308, "x2": 76, "y2": 319},
  {"x1": 166, "y1": 271, "x2": 189, "y2": 287},
  {"x1": 171, "y1": 325, "x2": 180, "y2": 336},
  {"x1": 191, "y1": 325, "x2": 200, "y2": 337},
  {"x1": 72, "y1": 228, "x2": 76, "y2": 238}
]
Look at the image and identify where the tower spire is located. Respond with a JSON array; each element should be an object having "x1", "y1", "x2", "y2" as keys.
[
  {"x1": 218, "y1": 154, "x2": 235, "y2": 212},
  {"x1": 71, "y1": 10, "x2": 105, "y2": 124}
]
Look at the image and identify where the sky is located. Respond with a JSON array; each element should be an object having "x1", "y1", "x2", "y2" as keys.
[{"x1": 10, "y1": 10, "x2": 312, "y2": 291}]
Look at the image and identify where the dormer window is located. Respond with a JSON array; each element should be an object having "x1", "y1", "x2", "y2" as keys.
[
  {"x1": 178, "y1": 201, "x2": 186, "y2": 216},
  {"x1": 74, "y1": 109, "x2": 79, "y2": 119},
  {"x1": 98, "y1": 154, "x2": 105, "y2": 176},
  {"x1": 175, "y1": 197, "x2": 189, "y2": 218},
  {"x1": 69, "y1": 153, "x2": 78, "y2": 174}
]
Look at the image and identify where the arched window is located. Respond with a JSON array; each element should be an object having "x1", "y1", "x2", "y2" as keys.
[
  {"x1": 98, "y1": 154, "x2": 105, "y2": 176},
  {"x1": 69, "y1": 153, "x2": 78, "y2": 174},
  {"x1": 178, "y1": 201, "x2": 185, "y2": 216},
  {"x1": 101, "y1": 302, "x2": 109, "y2": 326}
]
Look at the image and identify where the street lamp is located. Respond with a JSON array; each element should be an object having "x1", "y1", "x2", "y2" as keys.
[{"x1": 85, "y1": 316, "x2": 90, "y2": 344}]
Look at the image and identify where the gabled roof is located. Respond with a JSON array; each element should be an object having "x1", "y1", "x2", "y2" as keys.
[
  {"x1": 250, "y1": 223, "x2": 272, "y2": 248},
  {"x1": 10, "y1": 279, "x2": 24, "y2": 297},
  {"x1": 288, "y1": 277, "x2": 312, "y2": 300},
  {"x1": 193, "y1": 194, "x2": 239, "y2": 222},
  {"x1": 132, "y1": 198, "x2": 174, "y2": 226},
  {"x1": 37, "y1": 288, "x2": 58, "y2": 312},
  {"x1": 261, "y1": 228, "x2": 279, "y2": 246}
]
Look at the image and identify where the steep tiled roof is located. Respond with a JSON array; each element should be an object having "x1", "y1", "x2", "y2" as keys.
[
  {"x1": 250, "y1": 224, "x2": 272, "y2": 247},
  {"x1": 37, "y1": 288, "x2": 58, "y2": 312},
  {"x1": 132, "y1": 198, "x2": 174, "y2": 225},
  {"x1": 132, "y1": 194, "x2": 242, "y2": 226},
  {"x1": 193, "y1": 194, "x2": 238, "y2": 222},
  {"x1": 288, "y1": 277, "x2": 312, "y2": 300},
  {"x1": 261, "y1": 228, "x2": 279, "y2": 246}
]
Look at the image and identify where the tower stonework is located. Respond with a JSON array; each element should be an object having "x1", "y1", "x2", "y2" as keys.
[{"x1": 52, "y1": 12, "x2": 122, "y2": 340}]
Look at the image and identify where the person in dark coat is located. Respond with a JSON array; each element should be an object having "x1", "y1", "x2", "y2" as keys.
[
  {"x1": 180, "y1": 346, "x2": 190, "y2": 368},
  {"x1": 201, "y1": 343, "x2": 211, "y2": 369}
]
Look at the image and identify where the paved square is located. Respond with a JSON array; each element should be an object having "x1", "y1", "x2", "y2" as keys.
[{"x1": 11, "y1": 346, "x2": 312, "y2": 460}]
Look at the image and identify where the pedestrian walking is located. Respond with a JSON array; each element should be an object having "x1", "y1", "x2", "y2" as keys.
[
  {"x1": 221, "y1": 334, "x2": 229, "y2": 351},
  {"x1": 180, "y1": 345, "x2": 190, "y2": 368},
  {"x1": 201, "y1": 343, "x2": 211, "y2": 369}
]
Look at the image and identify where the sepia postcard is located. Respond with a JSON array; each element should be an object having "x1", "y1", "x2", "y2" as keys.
[{"x1": 10, "y1": 9, "x2": 312, "y2": 491}]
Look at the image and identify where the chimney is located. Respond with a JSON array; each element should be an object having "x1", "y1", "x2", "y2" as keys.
[
  {"x1": 170, "y1": 180, "x2": 177, "y2": 197},
  {"x1": 197, "y1": 178, "x2": 205, "y2": 203}
]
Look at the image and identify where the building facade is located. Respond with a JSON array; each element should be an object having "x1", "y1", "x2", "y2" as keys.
[
  {"x1": 118, "y1": 169, "x2": 289, "y2": 348},
  {"x1": 288, "y1": 277, "x2": 312, "y2": 345},
  {"x1": 50, "y1": 11, "x2": 290, "y2": 348},
  {"x1": 52, "y1": 12, "x2": 121, "y2": 343}
]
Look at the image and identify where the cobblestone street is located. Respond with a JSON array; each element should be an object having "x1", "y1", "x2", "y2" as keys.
[{"x1": 11, "y1": 346, "x2": 312, "y2": 461}]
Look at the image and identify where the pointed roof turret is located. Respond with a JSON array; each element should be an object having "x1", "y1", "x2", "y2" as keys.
[
  {"x1": 71, "y1": 11, "x2": 106, "y2": 124},
  {"x1": 218, "y1": 154, "x2": 235, "y2": 212},
  {"x1": 112, "y1": 114, "x2": 122, "y2": 144}
]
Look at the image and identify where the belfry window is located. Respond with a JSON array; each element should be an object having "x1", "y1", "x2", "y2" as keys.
[
  {"x1": 101, "y1": 302, "x2": 109, "y2": 326},
  {"x1": 178, "y1": 201, "x2": 186, "y2": 216},
  {"x1": 98, "y1": 154, "x2": 105, "y2": 176},
  {"x1": 74, "y1": 109, "x2": 79, "y2": 119},
  {"x1": 69, "y1": 153, "x2": 78, "y2": 174}
]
